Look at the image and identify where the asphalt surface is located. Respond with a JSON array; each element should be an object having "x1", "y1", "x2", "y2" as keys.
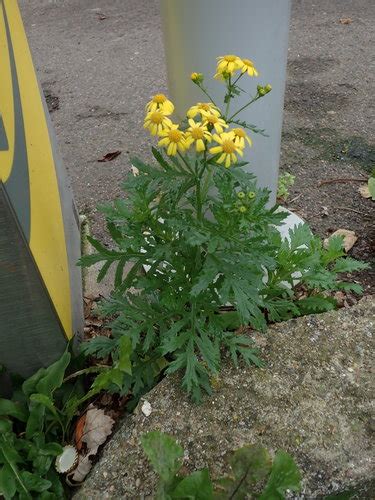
[{"x1": 19, "y1": 0, "x2": 375, "y2": 244}]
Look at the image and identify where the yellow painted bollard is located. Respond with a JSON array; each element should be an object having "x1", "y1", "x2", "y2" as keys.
[{"x1": 0, "y1": 0, "x2": 83, "y2": 380}]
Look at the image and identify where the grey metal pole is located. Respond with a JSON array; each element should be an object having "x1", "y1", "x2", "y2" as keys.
[{"x1": 160, "y1": 0, "x2": 291, "y2": 204}]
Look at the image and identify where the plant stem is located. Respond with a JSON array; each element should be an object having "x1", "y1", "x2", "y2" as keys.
[
  {"x1": 197, "y1": 84, "x2": 219, "y2": 108},
  {"x1": 228, "y1": 94, "x2": 260, "y2": 122},
  {"x1": 225, "y1": 75, "x2": 232, "y2": 119},
  {"x1": 177, "y1": 151, "x2": 194, "y2": 174}
]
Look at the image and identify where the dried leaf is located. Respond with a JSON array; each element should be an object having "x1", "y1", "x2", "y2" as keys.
[
  {"x1": 358, "y1": 184, "x2": 371, "y2": 199},
  {"x1": 339, "y1": 17, "x2": 352, "y2": 24},
  {"x1": 81, "y1": 406, "x2": 115, "y2": 453},
  {"x1": 324, "y1": 229, "x2": 358, "y2": 253},
  {"x1": 97, "y1": 151, "x2": 121, "y2": 162},
  {"x1": 70, "y1": 454, "x2": 93, "y2": 483},
  {"x1": 74, "y1": 414, "x2": 87, "y2": 451}
]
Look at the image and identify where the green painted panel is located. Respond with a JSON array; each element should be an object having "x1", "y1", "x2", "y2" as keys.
[{"x1": 0, "y1": 183, "x2": 67, "y2": 379}]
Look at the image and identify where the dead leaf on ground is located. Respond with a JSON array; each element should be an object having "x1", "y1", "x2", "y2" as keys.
[
  {"x1": 74, "y1": 414, "x2": 87, "y2": 451},
  {"x1": 339, "y1": 17, "x2": 352, "y2": 24},
  {"x1": 96, "y1": 13, "x2": 107, "y2": 20},
  {"x1": 70, "y1": 454, "x2": 93, "y2": 483},
  {"x1": 324, "y1": 229, "x2": 358, "y2": 253},
  {"x1": 97, "y1": 150, "x2": 121, "y2": 162},
  {"x1": 70, "y1": 406, "x2": 115, "y2": 483},
  {"x1": 358, "y1": 184, "x2": 371, "y2": 199},
  {"x1": 81, "y1": 405, "x2": 115, "y2": 452}
]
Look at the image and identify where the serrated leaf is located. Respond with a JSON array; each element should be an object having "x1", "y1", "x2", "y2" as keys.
[
  {"x1": 333, "y1": 257, "x2": 369, "y2": 274},
  {"x1": 324, "y1": 230, "x2": 357, "y2": 253},
  {"x1": 80, "y1": 336, "x2": 116, "y2": 358},
  {"x1": 297, "y1": 296, "x2": 336, "y2": 315},
  {"x1": 141, "y1": 431, "x2": 183, "y2": 483},
  {"x1": 259, "y1": 450, "x2": 301, "y2": 499}
]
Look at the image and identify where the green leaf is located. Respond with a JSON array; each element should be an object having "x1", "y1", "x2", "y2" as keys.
[
  {"x1": 118, "y1": 336, "x2": 133, "y2": 374},
  {"x1": 296, "y1": 296, "x2": 336, "y2": 315},
  {"x1": 259, "y1": 450, "x2": 301, "y2": 499},
  {"x1": 368, "y1": 177, "x2": 375, "y2": 200},
  {"x1": 0, "y1": 399, "x2": 27, "y2": 422},
  {"x1": 0, "y1": 464, "x2": 16, "y2": 499},
  {"x1": 333, "y1": 257, "x2": 369, "y2": 274},
  {"x1": 97, "y1": 260, "x2": 113, "y2": 282},
  {"x1": 171, "y1": 469, "x2": 213, "y2": 499},
  {"x1": 141, "y1": 431, "x2": 183, "y2": 483},
  {"x1": 25, "y1": 402, "x2": 45, "y2": 439},
  {"x1": 0, "y1": 419, "x2": 12, "y2": 434},
  {"x1": 35, "y1": 351, "x2": 71, "y2": 396},
  {"x1": 91, "y1": 367, "x2": 124, "y2": 391},
  {"x1": 20, "y1": 471, "x2": 51, "y2": 493},
  {"x1": 39, "y1": 443, "x2": 63, "y2": 457},
  {"x1": 80, "y1": 336, "x2": 116, "y2": 358},
  {"x1": 29, "y1": 394, "x2": 59, "y2": 419}
]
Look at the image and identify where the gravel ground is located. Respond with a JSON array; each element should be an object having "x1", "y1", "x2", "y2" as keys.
[{"x1": 19, "y1": 0, "x2": 374, "y2": 291}]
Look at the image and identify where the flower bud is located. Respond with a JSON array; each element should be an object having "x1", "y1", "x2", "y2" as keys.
[
  {"x1": 191, "y1": 72, "x2": 204, "y2": 84},
  {"x1": 247, "y1": 191, "x2": 256, "y2": 199},
  {"x1": 257, "y1": 85, "x2": 266, "y2": 96},
  {"x1": 237, "y1": 191, "x2": 245, "y2": 199},
  {"x1": 239, "y1": 205, "x2": 247, "y2": 213},
  {"x1": 264, "y1": 83, "x2": 272, "y2": 93}
]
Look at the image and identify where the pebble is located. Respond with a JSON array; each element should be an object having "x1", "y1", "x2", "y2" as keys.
[{"x1": 141, "y1": 400, "x2": 152, "y2": 416}]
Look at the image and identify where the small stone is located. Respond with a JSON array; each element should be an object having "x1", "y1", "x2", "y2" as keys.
[{"x1": 141, "y1": 400, "x2": 152, "y2": 417}]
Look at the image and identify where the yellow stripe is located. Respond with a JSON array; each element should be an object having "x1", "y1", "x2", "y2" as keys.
[
  {"x1": 4, "y1": 0, "x2": 73, "y2": 338},
  {"x1": 0, "y1": 1, "x2": 14, "y2": 181}
]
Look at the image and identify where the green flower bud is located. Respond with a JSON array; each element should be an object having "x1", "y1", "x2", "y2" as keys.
[
  {"x1": 237, "y1": 191, "x2": 245, "y2": 199},
  {"x1": 264, "y1": 83, "x2": 272, "y2": 93},
  {"x1": 257, "y1": 85, "x2": 266, "y2": 96},
  {"x1": 239, "y1": 205, "x2": 247, "y2": 213},
  {"x1": 248, "y1": 191, "x2": 256, "y2": 199}
]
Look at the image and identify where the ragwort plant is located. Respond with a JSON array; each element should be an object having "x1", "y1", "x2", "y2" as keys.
[{"x1": 81, "y1": 55, "x2": 368, "y2": 402}]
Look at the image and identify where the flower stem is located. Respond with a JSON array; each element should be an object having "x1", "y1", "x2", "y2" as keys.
[
  {"x1": 197, "y1": 84, "x2": 219, "y2": 108},
  {"x1": 228, "y1": 94, "x2": 261, "y2": 122}
]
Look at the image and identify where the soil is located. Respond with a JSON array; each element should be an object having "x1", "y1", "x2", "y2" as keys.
[{"x1": 280, "y1": 1, "x2": 375, "y2": 294}]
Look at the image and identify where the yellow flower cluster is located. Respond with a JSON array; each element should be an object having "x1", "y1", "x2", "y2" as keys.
[
  {"x1": 214, "y1": 54, "x2": 258, "y2": 80},
  {"x1": 144, "y1": 94, "x2": 252, "y2": 166}
]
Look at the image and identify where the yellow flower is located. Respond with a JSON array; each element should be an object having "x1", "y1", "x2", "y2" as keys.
[
  {"x1": 158, "y1": 124, "x2": 188, "y2": 156},
  {"x1": 187, "y1": 102, "x2": 221, "y2": 119},
  {"x1": 203, "y1": 114, "x2": 229, "y2": 134},
  {"x1": 185, "y1": 119, "x2": 212, "y2": 153},
  {"x1": 232, "y1": 128, "x2": 252, "y2": 148},
  {"x1": 145, "y1": 94, "x2": 174, "y2": 115},
  {"x1": 144, "y1": 110, "x2": 172, "y2": 136},
  {"x1": 191, "y1": 72, "x2": 204, "y2": 84},
  {"x1": 240, "y1": 58, "x2": 259, "y2": 77},
  {"x1": 216, "y1": 54, "x2": 242, "y2": 77},
  {"x1": 209, "y1": 132, "x2": 244, "y2": 168}
]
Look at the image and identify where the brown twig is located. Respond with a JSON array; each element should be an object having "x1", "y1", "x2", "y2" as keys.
[
  {"x1": 333, "y1": 206, "x2": 370, "y2": 217},
  {"x1": 288, "y1": 193, "x2": 302, "y2": 204},
  {"x1": 318, "y1": 177, "x2": 367, "y2": 187}
]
